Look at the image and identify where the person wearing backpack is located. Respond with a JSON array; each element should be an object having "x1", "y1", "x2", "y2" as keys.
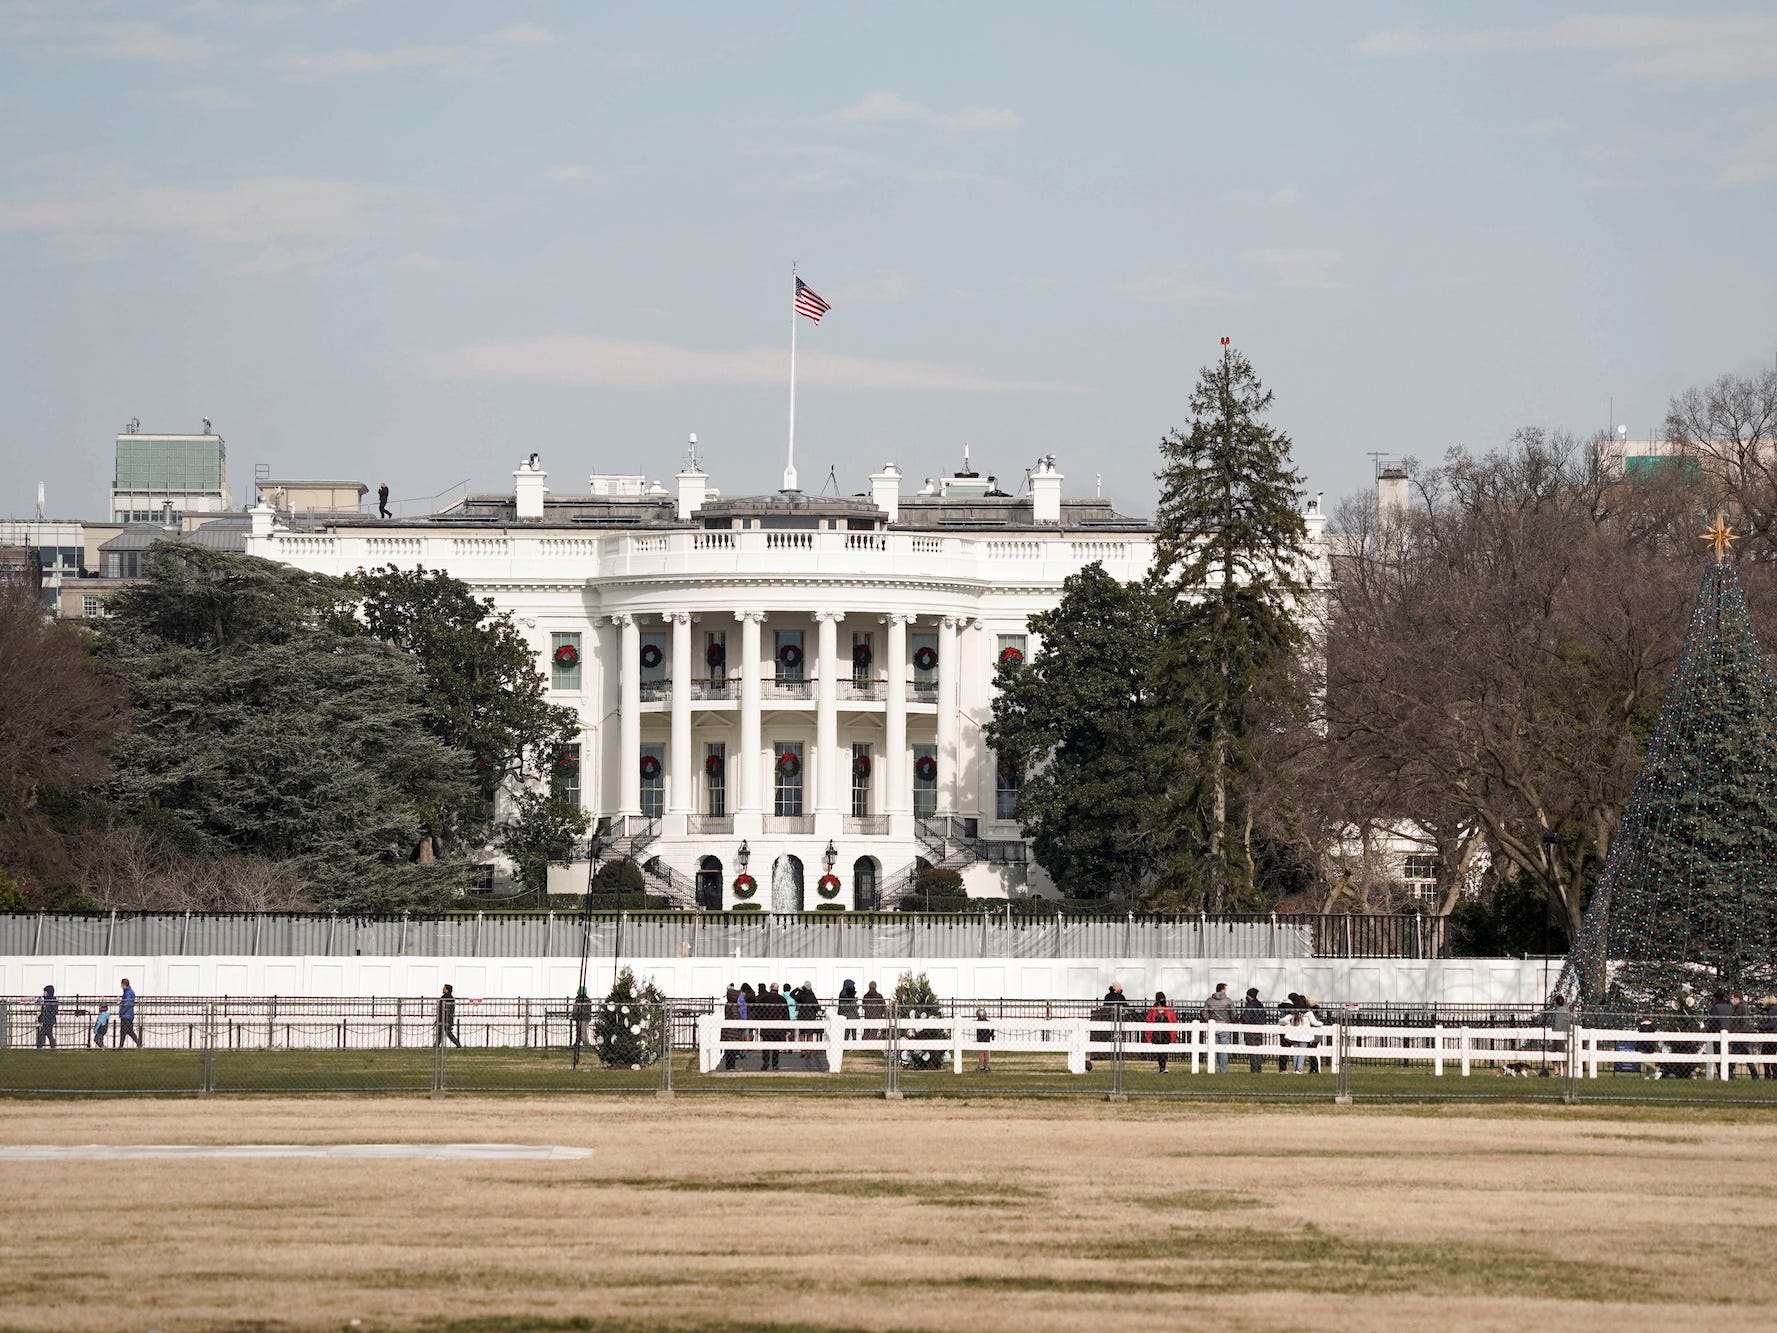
[{"x1": 1144, "y1": 991, "x2": 1179, "y2": 1073}]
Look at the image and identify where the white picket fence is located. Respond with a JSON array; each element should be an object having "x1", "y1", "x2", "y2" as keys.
[{"x1": 696, "y1": 1014, "x2": 1777, "y2": 1079}]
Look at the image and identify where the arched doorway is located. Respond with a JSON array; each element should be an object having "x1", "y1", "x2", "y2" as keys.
[
  {"x1": 771, "y1": 854, "x2": 804, "y2": 913},
  {"x1": 853, "y1": 856, "x2": 880, "y2": 911},
  {"x1": 696, "y1": 855, "x2": 723, "y2": 911}
]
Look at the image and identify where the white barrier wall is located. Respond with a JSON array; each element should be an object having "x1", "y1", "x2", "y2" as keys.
[{"x1": 0, "y1": 955, "x2": 1556, "y2": 1005}]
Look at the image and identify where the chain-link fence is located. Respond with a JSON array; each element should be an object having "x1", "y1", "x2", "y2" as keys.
[{"x1": 5, "y1": 994, "x2": 1777, "y2": 1104}]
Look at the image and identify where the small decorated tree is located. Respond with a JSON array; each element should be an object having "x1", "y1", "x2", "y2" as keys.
[
  {"x1": 594, "y1": 967, "x2": 668, "y2": 1068},
  {"x1": 893, "y1": 971, "x2": 947, "y2": 1069}
]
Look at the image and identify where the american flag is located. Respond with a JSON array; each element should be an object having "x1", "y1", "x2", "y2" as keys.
[{"x1": 794, "y1": 277, "x2": 831, "y2": 324}]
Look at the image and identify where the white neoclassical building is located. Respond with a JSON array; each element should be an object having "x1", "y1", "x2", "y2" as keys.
[{"x1": 246, "y1": 448, "x2": 1326, "y2": 911}]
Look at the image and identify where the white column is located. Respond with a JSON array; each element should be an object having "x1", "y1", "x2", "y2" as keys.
[
  {"x1": 668, "y1": 611, "x2": 692, "y2": 835},
  {"x1": 736, "y1": 610, "x2": 763, "y2": 836},
  {"x1": 884, "y1": 613, "x2": 909, "y2": 836},
  {"x1": 617, "y1": 614, "x2": 641, "y2": 816},
  {"x1": 814, "y1": 611, "x2": 843, "y2": 837},
  {"x1": 937, "y1": 616, "x2": 959, "y2": 815}
]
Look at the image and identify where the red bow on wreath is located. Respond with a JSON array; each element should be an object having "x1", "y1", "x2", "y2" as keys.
[{"x1": 553, "y1": 643, "x2": 579, "y2": 667}]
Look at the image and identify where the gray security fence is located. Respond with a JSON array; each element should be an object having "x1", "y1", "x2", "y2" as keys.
[{"x1": 0, "y1": 911, "x2": 1446, "y2": 960}]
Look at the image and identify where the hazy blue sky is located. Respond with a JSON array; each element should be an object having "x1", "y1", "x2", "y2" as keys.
[{"x1": 3, "y1": 2, "x2": 1775, "y2": 521}]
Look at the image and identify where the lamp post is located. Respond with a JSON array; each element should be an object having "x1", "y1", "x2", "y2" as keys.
[
  {"x1": 823, "y1": 840, "x2": 837, "y2": 872},
  {"x1": 738, "y1": 840, "x2": 750, "y2": 872}
]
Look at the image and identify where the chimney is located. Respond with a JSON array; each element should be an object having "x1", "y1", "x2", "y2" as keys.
[
  {"x1": 1376, "y1": 463, "x2": 1408, "y2": 527},
  {"x1": 1030, "y1": 454, "x2": 1063, "y2": 525},
  {"x1": 515, "y1": 454, "x2": 547, "y2": 521},
  {"x1": 870, "y1": 462, "x2": 902, "y2": 524},
  {"x1": 676, "y1": 435, "x2": 708, "y2": 520}
]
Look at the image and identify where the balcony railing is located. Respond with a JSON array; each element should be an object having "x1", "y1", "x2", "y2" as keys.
[
  {"x1": 764, "y1": 678, "x2": 814, "y2": 701},
  {"x1": 765, "y1": 815, "x2": 813, "y2": 834},
  {"x1": 690, "y1": 680, "x2": 733, "y2": 701},
  {"x1": 907, "y1": 681, "x2": 938, "y2": 702},
  {"x1": 845, "y1": 816, "x2": 889, "y2": 836},
  {"x1": 839, "y1": 678, "x2": 884, "y2": 701},
  {"x1": 639, "y1": 680, "x2": 670, "y2": 702},
  {"x1": 688, "y1": 814, "x2": 733, "y2": 835}
]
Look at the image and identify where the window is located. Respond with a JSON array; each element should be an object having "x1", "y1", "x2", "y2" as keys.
[
  {"x1": 1403, "y1": 854, "x2": 1439, "y2": 901},
  {"x1": 705, "y1": 741, "x2": 726, "y2": 818},
  {"x1": 774, "y1": 740, "x2": 804, "y2": 816},
  {"x1": 552, "y1": 743, "x2": 581, "y2": 808},
  {"x1": 551, "y1": 631, "x2": 582, "y2": 691},
  {"x1": 912, "y1": 632, "x2": 937, "y2": 687},
  {"x1": 995, "y1": 633, "x2": 1028, "y2": 673},
  {"x1": 913, "y1": 743, "x2": 937, "y2": 817},
  {"x1": 851, "y1": 742, "x2": 872, "y2": 818},
  {"x1": 705, "y1": 630, "x2": 727, "y2": 685},
  {"x1": 996, "y1": 752, "x2": 1022, "y2": 821},
  {"x1": 774, "y1": 628, "x2": 805, "y2": 682},
  {"x1": 640, "y1": 743, "x2": 665, "y2": 819},
  {"x1": 851, "y1": 630, "x2": 874, "y2": 685},
  {"x1": 82, "y1": 596, "x2": 106, "y2": 619},
  {"x1": 640, "y1": 631, "x2": 666, "y2": 682}
]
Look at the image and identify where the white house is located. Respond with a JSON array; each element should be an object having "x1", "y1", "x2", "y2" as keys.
[{"x1": 246, "y1": 447, "x2": 1327, "y2": 912}]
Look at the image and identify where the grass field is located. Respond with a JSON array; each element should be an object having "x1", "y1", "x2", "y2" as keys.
[
  {"x1": 7, "y1": 1044, "x2": 1777, "y2": 1106},
  {"x1": 3, "y1": 1095, "x2": 1777, "y2": 1331}
]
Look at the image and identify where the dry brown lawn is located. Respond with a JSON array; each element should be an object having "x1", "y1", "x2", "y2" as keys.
[{"x1": 1, "y1": 1096, "x2": 1774, "y2": 1331}]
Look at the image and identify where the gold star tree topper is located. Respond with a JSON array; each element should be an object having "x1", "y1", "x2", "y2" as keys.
[{"x1": 1701, "y1": 512, "x2": 1739, "y2": 563}]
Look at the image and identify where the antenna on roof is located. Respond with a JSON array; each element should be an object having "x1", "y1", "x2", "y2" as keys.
[
  {"x1": 202, "y1": 418, "x2": 212, "y2": 434},
  {"x1": 821, "y1": 465, "x2": 839, "y2": 497},
  {"x1": 686, "y1": 433, "x2": 700, "y2": 471},
  {"x1": 34, "y1": 482, "x2": 45, "y2": 522}
]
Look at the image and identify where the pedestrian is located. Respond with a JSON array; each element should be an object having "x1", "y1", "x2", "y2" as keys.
[
  {"x1": 1545, "y1": 991, "x2": 1574, "y2": 1076},
  {"x1": 35, "y1": 985, "x2": 58, "y2": 1049},
  {"x1": 377, "y1": 482, "x2": 391, "y2": 519},
  {"x1": 1242, "y1": 987, "x2": 1266, "y2": 1074},
  {"x1": 1276, "y1": 993, "x2": 1300, "y2": 1072},
  {"x1": 780, "y1": 982, "x2": 798, "y2": 1067},
  {"x1": 91, "y1": 1004, "x2": 111, "y2": 1049},
  {"x1": 435, "y1": 983, "x2": 462, "y2": 1047},
  {"x1": 721, "y1": 984, "x2": 743, "y2": 1071},
  {"x1": 975, "y1": 1007, "x2": 994, "y2": 1072},
  {"x1": 737, "y1": 983, "x2": 756, "y2": 1069},
  {"x1": 793, "y1": 982, "x2": 822, "y2": 1066},
  {"x1": 1203, "y1": 982, "x2": 1235, "y2": 1074},
  {"x1": 118, "y1": 978, "x2": 142, "y2": 1048},
  {"x1": 862, "y1": 981, "x2": 886, "y2": 1043},
  {"x1": 570, "y1": 986, "x2": 593, "y2": 1069},
  {"x1": 837, "y1": 979, "x2": 860, "y2": 1042},
  {"x1": 1094, "y1": 981, "x2": 1134, "y2": 1071},
  {"x1": 1144, "y1": 991, "x2": 1178, "y2": 1074},
  {"x1": 1285, "y1": 994, "x2": 1325, "y2": 1073}
]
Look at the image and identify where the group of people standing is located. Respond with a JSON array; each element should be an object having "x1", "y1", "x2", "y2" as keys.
[
  {"x1": 721, "y1": 980, "x2": 887, "y2": 1070},
  {"x1": 1097, "y1": 982, "x2": 1328, "y2": 1074},
  {"x1": 33, "y1": 980, "x2": 142, "y2": 1050}
]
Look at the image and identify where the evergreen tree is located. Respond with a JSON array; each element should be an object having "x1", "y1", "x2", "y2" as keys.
[
  {"x1": 1150, "y1": 346, "x2": 1311, "y2": 911},
  {"x1": 1561, "y1": 540, "x2": 1777, "y2": 1007},
  {"x1": 96, "y1": 547, "x2": 473, "y2": 912},
  {"x1": 342, "y1": 566, "x2": 583, "y2": 864},
  {"x1": 985, "y1": 565, "x2": 1166, "y2": 899},
  {"x1": 593, "y1": 967, "x2": 667, "y2": 1068}
]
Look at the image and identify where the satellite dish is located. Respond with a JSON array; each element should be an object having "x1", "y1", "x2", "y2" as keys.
[{"x1": 1617, "y1": 424, "x2": 1629, "y2": 439}]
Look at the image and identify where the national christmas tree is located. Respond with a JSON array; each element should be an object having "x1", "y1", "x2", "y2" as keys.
[{"x1": 1559, "y1": 517, "x2": 1777, "y2": 1008}]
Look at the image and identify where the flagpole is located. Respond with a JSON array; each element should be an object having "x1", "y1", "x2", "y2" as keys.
[{"x1": 785, "y1": 261, "x2": 799, "y2": 493}]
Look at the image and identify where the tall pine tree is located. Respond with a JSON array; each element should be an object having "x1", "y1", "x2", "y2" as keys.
[
  {"x1": 1150, "y1": 346, "x2": 1311, "y2": 911},
  {"x1": 1560, "y1": 522, "x2": 1777, "y2": 1007}
]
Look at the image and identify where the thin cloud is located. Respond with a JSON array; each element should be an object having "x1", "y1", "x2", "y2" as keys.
[
  {"x1": 1355, "y1": 15, "x2": 1777, "y2": 88},
  {"x1": 173, "y1": 86, "x2": 249, "y2": 111},
  {"x1": 543, "y1": 164, "x2": 591, "y2": 183},
  {"x1": 1115, "y1": 266, "x2": 1232, "y2": 306},
  {"x1": 391, "y1": 252, "x2": 444, "y2": 270},
  {"x1": 0, "y1": 177, "x2": 387, "y2": 243},
  {"x1": 829, "y1": 269, "x2": 914, "y2": 304},
  {"x1": 1268, "y1": 187, "x2": 1300, "y2": 206},
  {"x1": 1244, "y1": 249, "x2": 1345, "y2": 290},
  {"x1": 1719, "y1": 123, "x2": 1777, "y2": 185},
  {"x1": 68, "y1": 20, "x2": 212, "y2": 64},
  {"x1": 834, "y1": 92, "x2": 1020, "y2": 133},
  {"x1": 424, "y1": 335, "x2": 1080, "y2": 393},
  {"x1": 270, "y1": 26, "x2": 555, "y2": 80}
]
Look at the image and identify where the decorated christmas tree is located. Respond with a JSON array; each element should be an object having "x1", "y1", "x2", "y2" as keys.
[{"x1": 1560, "y1": 517, "x2": 1777, "y2": 1008}]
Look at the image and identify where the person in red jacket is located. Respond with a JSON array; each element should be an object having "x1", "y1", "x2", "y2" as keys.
[{"x1": 1144, "y1": 991, "x2": 1179, "y2": 1073}]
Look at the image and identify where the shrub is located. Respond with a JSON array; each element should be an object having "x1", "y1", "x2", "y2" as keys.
[
  {"x1": 591, "y1": 858, "x2": 646, "y2": 892},
  {"x1": 915, "y1": 867, "x2": 964, "y2": 897}
]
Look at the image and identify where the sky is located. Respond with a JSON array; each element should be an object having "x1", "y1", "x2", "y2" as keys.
[{"x1": 3, "y1": 2, "x2": 1776, "y2": 522}]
